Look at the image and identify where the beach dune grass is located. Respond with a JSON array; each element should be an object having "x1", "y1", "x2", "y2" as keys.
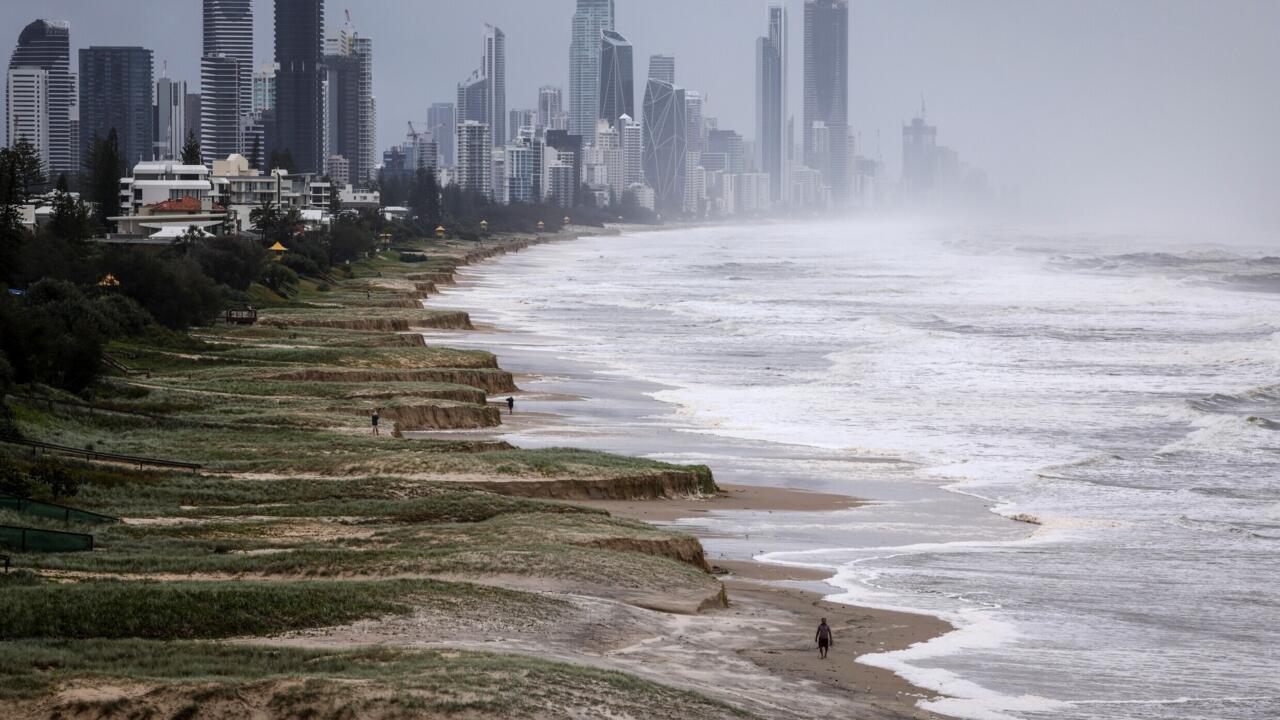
[
  {"x1": 1, "y1": 641, "x2": 752, "y2": 718},
  {"x1": 0, "y1": 577, "x2": 563, "y2": 640}
]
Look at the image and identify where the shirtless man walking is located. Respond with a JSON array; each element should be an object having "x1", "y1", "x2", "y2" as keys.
[{"x1": 815, "y1": 617, "x2": 833, "y2": 659}]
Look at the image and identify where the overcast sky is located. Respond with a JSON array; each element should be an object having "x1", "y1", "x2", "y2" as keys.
[{"x1": 4, "y1": 0, "x2": 1279, "y2": 231}]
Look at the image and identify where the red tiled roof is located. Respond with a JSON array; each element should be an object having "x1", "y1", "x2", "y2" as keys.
[{"x1": 147, "y1": 197, "x2": 226, "y2": 213}]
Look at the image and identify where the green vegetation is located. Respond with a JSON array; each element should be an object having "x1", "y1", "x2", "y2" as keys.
[
  {"x1": 0, "y1": 577, "x2": 561, "y2": 640},
  {"x1": 0, "y1": 227, "x2": 730, "y2": 716},
  {"x1": 0, "y1": 642, "x2": 749, "y2": 719}
]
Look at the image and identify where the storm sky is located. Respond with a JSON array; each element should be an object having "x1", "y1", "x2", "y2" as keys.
[{"x1": 4, "y1": 0, "x2": 1278, "y2": 232}]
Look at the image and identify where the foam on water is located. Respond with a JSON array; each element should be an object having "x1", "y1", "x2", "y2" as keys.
[{"x1": 430, "y1": 221, "x2": 1280, "y2": 719}]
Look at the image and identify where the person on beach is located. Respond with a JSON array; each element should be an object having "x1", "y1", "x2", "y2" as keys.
[
  {"x1": 506, "y1": 396, "x2": 515, "y2": 415},
  {"x1": 371, "y1": 409, "x2": 380, "y2": 436},
  {"x1": 815, "y1": 618, "x2": 833, "y2": 659}
]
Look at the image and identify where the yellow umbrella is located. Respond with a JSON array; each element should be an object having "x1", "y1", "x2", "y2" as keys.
[
  {"x1": 536, "y1": 220, "x2": 545, "y2": 232},
  {"x1": 435, "y1": 225, "x2": 446, "y2": 239},
  {"x1": 98, "y1": 273, "x2": 120, "y2": 288}
]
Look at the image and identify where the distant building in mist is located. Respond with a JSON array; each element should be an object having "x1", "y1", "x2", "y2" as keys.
[
  {"x1": 544, "y1": 128, "x2": 582, "y2": 206},
  {"x1": 755, "y1": 4, "x2": 787, "y2": 204},
  {"x1": 323, "y1": 13, "x2": 376, "y2": 187},
  {"x1": 509, "y1": 108, "x2": 537, "y2": 142},
  {"x1": 647, "y1": 54, "x2": 675, "y2": 84},
  {"x1": 598, "y1": 30, "x2": 634, "y2": 129},
  {"x1": 642, "y1": 78, "x2": 686, "y2": 216},
  {"x1": 803, "y1": 0, "x2": 848, "y2": 204},
  {"x1": 8, "y1": 19, "x2": 76, "y2": 175},
  {"x1": 901, "y1": 108, "x2": 937, "y2": 199},
  {"x1": 79, "y1": 46, "x2": 153, "y2": 167},
  {"x1": 252, "y1": 62, "x2": 278, "y2": 114},
  {"x1": 538, "y1": 85, "x2": 565, "y2": 132},
  {"x1": 427, "y1": 102, "x2": 455, "y2": 167},
  {"x1": 569, "y1": 0, "x2": 614, "y2": 146}
]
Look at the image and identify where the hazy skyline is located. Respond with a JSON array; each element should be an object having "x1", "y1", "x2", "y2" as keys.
[{"x1": 3, "y1": 0, "x2": 1279, "y2": 230}]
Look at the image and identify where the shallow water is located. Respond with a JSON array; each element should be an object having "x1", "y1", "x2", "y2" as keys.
[{"x1": 424, "y1": 221, "x2": 1280, "y2": 720}]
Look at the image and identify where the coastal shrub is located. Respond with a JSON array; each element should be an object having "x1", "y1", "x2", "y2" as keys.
[
  {"x1": 0, "y1": 283, "x2": 105, "y2": 392},
  {"x1": 28, "y1": 457, "x2": 80, "y2": 498},
  {"x1": 101, "y1": 249, "x2": 224, "y2": 330},
  {"x1": 190, "y1": 235, "x2": 268, "y2": 291},
  {"x1": 260, "y1": 263, "x2": 299, "y2": 297}
]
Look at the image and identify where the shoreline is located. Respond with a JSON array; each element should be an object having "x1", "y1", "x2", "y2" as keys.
[{"x1": 424, "y1": 227, "x2": 957, "y2": 719}]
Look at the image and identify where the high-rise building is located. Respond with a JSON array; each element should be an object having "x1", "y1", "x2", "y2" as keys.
[
  {"x1": 508, "y1": 109, "x2": 537, "y2": 141},
  {"x1": 647, "y1": 54, "x2": 675, "y2": 84},
  {"x1": 6, "y1": 67, "x2": 49, "y2": 166},
  {"x1": 803, "y1": 0, "x2": 849, "y2": 203},
  {"x1": 483, "y1": 25, "x2": 505, "y2": 148},
  {"x1": 8, "y1": 20, "x2": 75, "y2": 175},
  {"x1": 273, "y1": 0, "x2": 325, "y2": 174},
  {"x1": 544, "y1": 129, "x2": 582, "y2": 206},
  {"x1": 755, "y1": 4, "x2": 787, "y2": 202},
  {"x1": 569, "y1": 0, "x2": 614, "y2": 145},
  {"x1": 598, "y1": 30, "x2": 633, "y2": 129},
  {"x1": 157, "y1": 74, "x2": 189, "y2": 160},
  {"x1": 455, "y1": 119, "x2": 492, "y2": 198},
  {"x1": 253, "y1": 62, "x2": 278, "y2": 114},
  {"x1": 902, "y1": 106, "x2": 938, "y2": 199},
  {"x1": 642, "y1": 79, "x2": 686, "y2": 216},
  {"x1": 505, "y1": 127, "x2": 543, "y2": 204},
  {"x1": 427, "y1": 102, "x2": 455, "y2": 167},
  {"x1": 619, "y1": 113, "x2": 643, "y2": 188},
  {"x1": 456, "y1": 25, "x2": 505, "y2": 148},
  {"x1": 537, "y1": 85, "x2": 563, "y2": 131},
  {"x1": 684, "y1": 91, "x2": 705, "y2": 155},
  {"x1": 201, "y1": 0, "x2": 253, "y2": 164},
  {"x1": 79, "y1": 47, "x2": 154, "y2": 167},
  {"x1": 322, "y1": 13, "x2": 376, "y2": 187},
  {"x1": 184, "y1": 93, "x2": 202, "y2": 149},
  {"x1": 708, "y1": 129, "x2": 745, "y2": 174},
  {"x1": 594, "y1": 119, "x2": 624, "y2": 202}
]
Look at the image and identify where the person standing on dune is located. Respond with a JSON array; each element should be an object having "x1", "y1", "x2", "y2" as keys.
[{"x1": 815, "y1": 618, "x2": 833, "y2": 659}]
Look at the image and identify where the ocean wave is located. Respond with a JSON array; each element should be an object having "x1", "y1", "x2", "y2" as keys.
[{"x1": 1188, "y1": 384, "x2": 1280, "y2": 415}]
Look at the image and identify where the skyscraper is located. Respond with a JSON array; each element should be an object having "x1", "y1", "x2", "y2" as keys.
[
  {"x1": 273, "y1": 0, "x2": 325, "y2": 174},
  {"x1": 8, "y1": 20, "x2": 75, "y2": 175},
  {"x1": 456, "y1": 25, "x2": 505, "y2": 149},
  {"x1": 79, "y1": 47, "x2": 153, "y2": 167},
  {"x1": 569, "y1": 0, "x2": 614, "y2": 145},
  {"x1": 537, "y1": 86, "x2": 563, "y2": 131},
  {"x1": 427, "y1": 102, "x2": 456, "y2": 167},
  {"x1": 684, "y1": 91, "x2": 704, "y2": 154},
  {"x1": 620, "y1": 113, "x2": 643, "y2": 189},
  {"x1": 6, "y1": 67, "x2": 49, "y2": 166},
  {"x1": 803, "y1": 0, "x2": 849, "y2": 203},
  {"x1": 253, "y1": 63, "x2": 278, "y2": 114},
  {"x1": 322, "y1": 13, "x2": 376, "y2": 187},
  {"x1": 483, "y1": 25, "x2": 505, "y2": 149},
  {"x1": 902, "y1": 105, "x2": 938, "y2": 200},
  {"x1": 544, "y1": 129, "x2": 582, "y2": 206},
  {"x1": 508, "y1": 109, "x2": 537, "y2": 141},
  {"x1": 642, "y1": 79, "x2": 686, "y2": 216},
  {"x1": 647, "y1": 54, "x2": 675, "y2": 84},
  {"x1": 155, "y1": 74, "x2": 187, "y2": 160},
  {"x1": 455, "y1": 119, "x2": 492, "y2": 198},
  {"x1": 598, "y1": 30, "x2": 633, "y2": 129},
  {"x1": 755, "y1": 4, "x2": 787, "y2": 202},
  {"x1": 201, "y1": 0, "x2": 253, "y2": 163}
]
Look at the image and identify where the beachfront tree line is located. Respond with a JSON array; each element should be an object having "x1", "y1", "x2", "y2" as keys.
[
  {"x1": 375, "y1": 168, "x2": 658, "y2": 235},
  {"x1": 0, "y1": 142, "x2": 387, "y2": 403}
]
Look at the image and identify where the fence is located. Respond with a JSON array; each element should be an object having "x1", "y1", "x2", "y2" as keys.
[
  {"x1": 0, "y1": 525, "x2": 94, "y2": 552},
  {"x1": 0, "y1": 435, "x2": 202, "y2": 470},
  {"x1": 0, "y1": 495, "x2": 119, "y2": 525}
]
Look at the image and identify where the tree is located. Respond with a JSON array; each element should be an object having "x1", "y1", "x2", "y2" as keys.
[
  {"x1": 250, "y1": 200, "x2": 303, "y2": 245},
  {"x1": 268, "y1": 149, "x2": 296, "y2": 173},
  {"x1": 8, "y1": 138, "x2": 47, "y2": 201},
  {"x1": 407, "y1": 169, "x2": 440, "y2": 225},
  {"x1": 0, "y1": 149, "x2": 27, "y2": 284},
  {"x1": 181, "y1": 129, "x2": 202, "y2": 166},
  {"x1": 248, "y1": 135, "x2": 262, "y2": 170},
  {"x1": 83, "y1": 129, "x2": 124, "y2": 229},
  {"x1": 47, "y1": 186, "x2": 94, "y2": 243}
]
